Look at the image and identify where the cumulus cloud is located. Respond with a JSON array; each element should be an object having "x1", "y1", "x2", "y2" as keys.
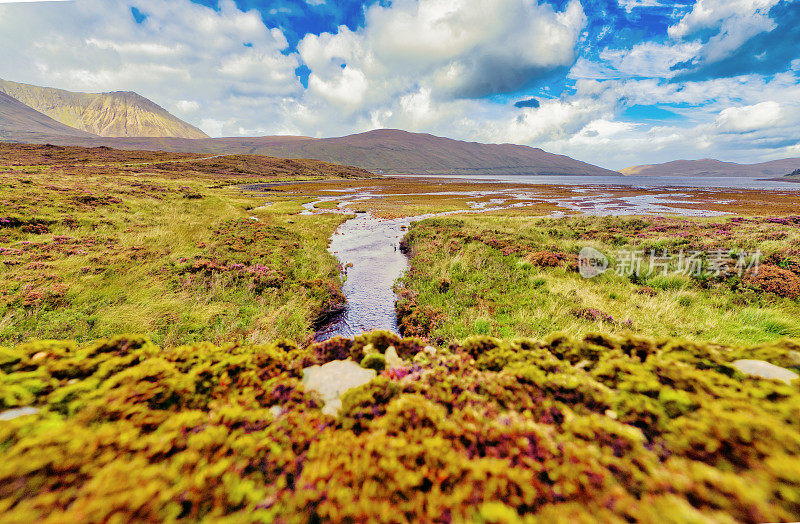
[
  {"x1": 715, "y1": 101, "x2": 783, "y2": 132},
  {"x1": 668, "y1": 0, "x2": 780, "y2": 39},
  {"x1": 0, "y1": 0, "x2": 798, "y2": 169},
  {"x1": 299, "y1": 0, "x2": 587, "y2": 100},
  {"x1": 668, "y1": 0, "x2": 782, "y2": 66},
  {"x1": 0, "y1": 0, "x2": 301, "y2": 135}
]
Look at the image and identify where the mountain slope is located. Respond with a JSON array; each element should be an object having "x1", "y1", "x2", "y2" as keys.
[
  {"x1": 244, "y1": 129, "x2": 619, "y2": 176},
  {"x1": 622, "y1": 158, "x2": 800, "y2": 178},
  {"x1": 0, "y1": 128, "x2": 617, "y2": 176},
  {"x1": 0, "y1": 91, "x2": 96, "y2": 139},
  {"x1": 0, "y1": 79, "x2": 208, "y2": 139}
]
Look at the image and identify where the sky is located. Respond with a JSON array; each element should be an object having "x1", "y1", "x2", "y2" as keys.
[{"x1": 0, "y1": 0, "x2": 798, "y2": 169}]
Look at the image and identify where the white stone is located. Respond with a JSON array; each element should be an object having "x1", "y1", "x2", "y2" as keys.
[
  {"x1": 423, "y1": 345, "x2": 437, "y2": 357},
  {"x1": 385, "y1": 346, "x2": 403, "y2": 369},
  {"x1": 0, "y1": 407, "x2": 39, "y2": 421},
  {"x1": 732, "y1": 359, "x2": 799, "y2": 385},
  {"x1": 302, "y1": 360, "x2": 376, "y2": 416}
]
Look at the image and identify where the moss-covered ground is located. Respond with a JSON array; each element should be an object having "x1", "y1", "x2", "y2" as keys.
[
  {"x1": 1, "y1": 331, "x2": 799, "y2": 522},
  {"x1": 2, "y1": 144, "x2": 800, "y2": 522}
]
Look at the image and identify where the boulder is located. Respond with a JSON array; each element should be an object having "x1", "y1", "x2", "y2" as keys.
[{"x1": 385, "y1": 346, "x2": 404, "y2": 369}]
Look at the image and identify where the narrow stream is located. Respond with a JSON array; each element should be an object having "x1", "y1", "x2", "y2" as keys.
[
  {"x1": 247, "y1": 184, "x2": 734, "y2": 341},
  {"x1": 315, "y1": 213, "x2": 411, "y2": 341}
]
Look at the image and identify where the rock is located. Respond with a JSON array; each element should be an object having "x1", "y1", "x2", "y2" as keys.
[
  {"x1": 268, "y1": 406, "x2": 284, "y2": 418},
  {"x1": 0, "y1": 407, "x2": 39, "y2": 421},
  {"x1": 423, "y1": 345, "x2": 437, "y2": 357},
  {"x1": 789, "y1": 350, "x2": 800, "y2": 366},
  {"x1": 385, "y1": 346, "x2": 403, "y2": 369},
  {"x1": 302, "y1": 360, "x2": 376, "y2": 416},
  {"x1": 732, "y1": 359, "x2": 799, "y2": 385}
]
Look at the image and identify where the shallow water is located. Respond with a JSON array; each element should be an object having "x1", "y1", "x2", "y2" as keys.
[
  {"x1": 250, "y1": 178, "x2": 786, "y2": 339},
  {"x1": 311, "y1": 192, "x2": 730, "y2": 340},
  {"x1": 393, "y1": 174, "x2": 800, "y2": 191},
  {"x1": 314, "y1": 213, "x2": 411, "y2": 341}
]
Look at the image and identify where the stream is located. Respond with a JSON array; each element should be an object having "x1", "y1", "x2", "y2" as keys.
[
  {"x1": 314, "y1": 213, "x2": 411, "y2": 340},
  {"x1": 253, "y1": 185, "x2": 738, "y2": 341}
]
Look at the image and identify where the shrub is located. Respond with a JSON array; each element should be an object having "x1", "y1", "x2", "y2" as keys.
[{"x1": 742, "y1": 265, "x2": 800, "y2": 299}]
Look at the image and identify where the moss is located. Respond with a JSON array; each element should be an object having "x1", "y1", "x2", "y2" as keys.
[
  {"x1": 360, "y1": 352, "x2": 386, "y2": 372},
  {"x1": 0, "y1": 332, "x2": 799, "y2": 521}
]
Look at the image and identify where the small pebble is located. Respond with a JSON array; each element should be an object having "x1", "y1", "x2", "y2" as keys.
[{"x1": 385, "y1": 346, "x2": 403, "y2": 369}]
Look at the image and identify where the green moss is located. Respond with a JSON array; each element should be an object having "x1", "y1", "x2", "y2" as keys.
[
  {"x1": 0, "y1": 332, "x2": 799, "y2": 521},
  {"x1": 360, "y1": 352, "x2": 386, "y2": 372}
]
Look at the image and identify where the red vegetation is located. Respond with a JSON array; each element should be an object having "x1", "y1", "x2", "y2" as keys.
[{"x1": 742, "y1": 265, "x2": 800, "y2": 299}]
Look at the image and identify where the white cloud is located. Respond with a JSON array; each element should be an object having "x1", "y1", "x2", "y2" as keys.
[
  {"x1": 0, "y1": 0, "x2": 300, "y2": 136},
  {"x1": 668, "y1": 0, "x2": 781, "y2": 64},
  {"x1": 0, "y1": 0, "x2": 798, "y2": 170},
  {"x1": 618, "y1": 0, "x2": 662, "y2": 13},
  {"x1": 715, "y1": 101, "x2": 783, "y2": 132},
  {"x1": 308, "y1": 65, "x2": 369, "y2": 109},
  {"x1": 176, "y1": 100, "x2": 199, "y2": 112},
  {"x1": 299, "y1": 0, "x2": 586, "y2": 100},
  {"x1": 600, "y1": 40, "x2": 701, "y2": 78},
  {"x1": 668, "y1": 0, "x2": 780, "y2": 39}
]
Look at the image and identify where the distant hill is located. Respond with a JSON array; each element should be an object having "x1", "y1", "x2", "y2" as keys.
[
  {"x1": 622, "y1": 158, "x2": 800, "y2": 178},
  {"x1": 0, "y1": 79, "x2": 208, "y2": 139},
  {"x1": 241, "y1": 129, "x2": 619, "y2": 176},
  {"x1": 0, "y1": 129, "x2": 618, "y2": 176},
  {"x1": 0, "y1": 91, "x2": 96, "y2": 139}
]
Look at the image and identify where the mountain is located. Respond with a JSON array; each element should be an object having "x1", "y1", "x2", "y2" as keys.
[
  {"x1": 0, "y1": 91, "x2": 96, "y2": 140},
  {"x1": 239, "y1": 129, "x2": 619, "y2": 176},
  {"x1": 622, "y1": 158, "x2": 800, "y2": 178},
  {"x1": 0, "y1": 79, "x2": 208, "y2": 139},
  {"x1": 0, "y1": 129, "x2": 617, "y2": 176}
]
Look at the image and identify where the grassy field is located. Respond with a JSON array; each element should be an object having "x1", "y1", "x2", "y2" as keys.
[
  {"x1": 2, "y1": 144, "x2": 800, "y2": 522},
  {"x1": 0, "y1": 143, "x2": 371, "y2": 346},
  {"x1": 397, "y1": 215, "x2": 800, "y2": 347}
]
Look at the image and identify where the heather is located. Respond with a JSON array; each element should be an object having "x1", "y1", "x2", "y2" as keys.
[
  {"x1": 1, "y1": 331, "x2": 799, "y2": 522},
  {"x1": 0, "y1": 144, "x2": 370, "y2": 346},
  {"x1": 3, "y1": 144, "x2": 800, "y2": 522},
  {"x1": 397, "y1": 215, "x2": 800, "y2": 345}
]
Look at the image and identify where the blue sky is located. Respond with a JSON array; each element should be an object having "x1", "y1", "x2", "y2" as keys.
[{"x1": 0, "y1": 0, "x2": 798, "y2": 168}]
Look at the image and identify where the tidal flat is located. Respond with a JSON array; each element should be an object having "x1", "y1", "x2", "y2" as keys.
[{"x1": 1, "y1": 145, "x2": 800, "y2": 522}]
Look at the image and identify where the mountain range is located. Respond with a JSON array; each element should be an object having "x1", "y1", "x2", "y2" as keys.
[
  {"x1": 0, "y1": 80, "x2": 617, "y2": 176},
  {"x1": 621, "y1": 158, "x2": 800, "y2": 178},
  {"x1": 2, "y1": 78, "x2": 799, "y2": 178}
]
